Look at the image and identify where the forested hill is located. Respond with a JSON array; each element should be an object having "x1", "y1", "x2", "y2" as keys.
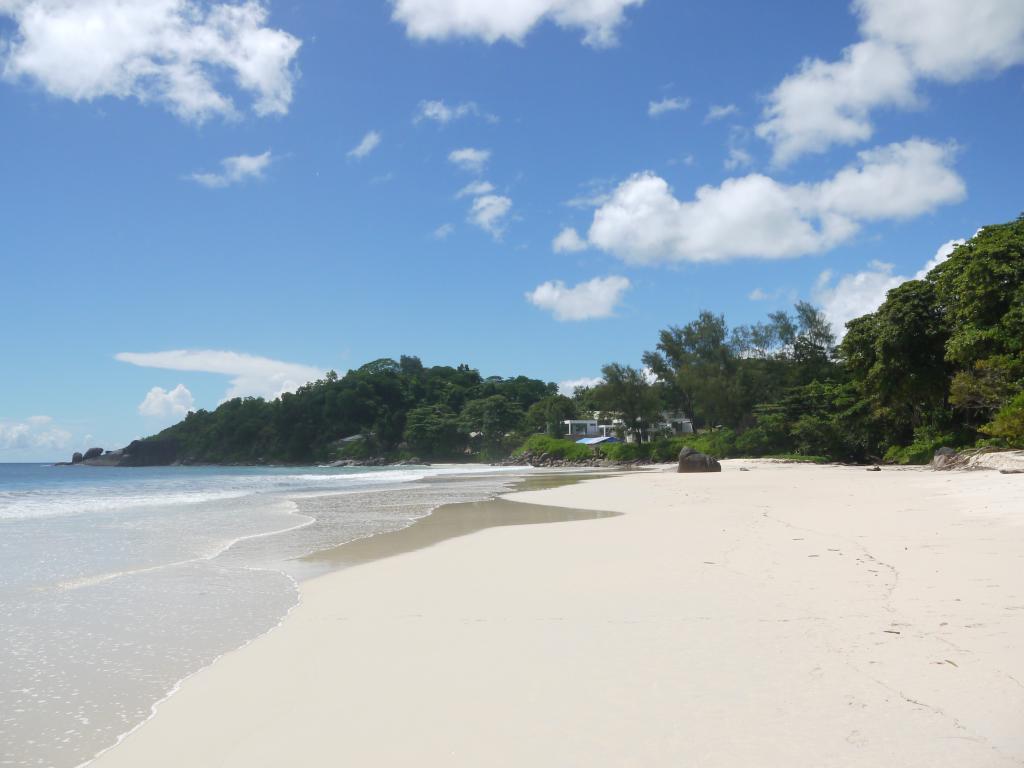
[
  {"x1": 137, "y1": 359, "x2": 560, "y2": 464},
  {"x1": 128, "y1": 214, "x2": 1023, "y2": 467}
]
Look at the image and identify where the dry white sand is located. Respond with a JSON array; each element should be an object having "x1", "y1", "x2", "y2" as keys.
[{"x1": 90, "y1": 462, "x2": 1024, "y2": 767}]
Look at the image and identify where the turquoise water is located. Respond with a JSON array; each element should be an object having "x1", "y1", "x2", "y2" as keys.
[{"x1": 0, "y1": 463, "x2": 527, "y2": 767}]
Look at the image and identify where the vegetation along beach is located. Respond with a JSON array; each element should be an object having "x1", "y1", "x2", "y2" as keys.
[{"x1": 1, "y1": 0, "x2": 1022, "y2": 765}]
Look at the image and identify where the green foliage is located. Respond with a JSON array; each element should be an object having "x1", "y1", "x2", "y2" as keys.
[
  {"x1": 525, "y1": 395, "x2": 578, "y2": 438},
  {"x1": 516, "y1": 434, "x2": 594, "y2": 461},
  {"x1": 981, "y1": 391, "x2": 1024, "y2": 448},
  {"x1": 147, "y1": 358, "x2": 554, "y2": 464}
]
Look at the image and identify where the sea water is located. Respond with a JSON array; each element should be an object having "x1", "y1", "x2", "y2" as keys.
[{"x1": 0, "y1": 462, "x2": 530, "y2": 767}]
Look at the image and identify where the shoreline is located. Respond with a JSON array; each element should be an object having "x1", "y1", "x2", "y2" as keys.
[{"x1": 90, "y1": 461, "x2": 1024, "y2": 767}]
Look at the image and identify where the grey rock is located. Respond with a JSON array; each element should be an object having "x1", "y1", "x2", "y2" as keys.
[
  {"x1": 71, "y1": 452, "x2": 84, "y2": 464},
  {"x1": 82, "y1": 447, "x2": 104, "y2": 461},
  {"x1": 677, "y1": 447, "x2": 722, "y2": 473},
  {"x1": 930, "y1": 447, "x2": 960, "y2": 470}
]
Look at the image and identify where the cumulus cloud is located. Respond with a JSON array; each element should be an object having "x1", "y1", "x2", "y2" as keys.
[
  {"x1": 552, "y1": 227, "x2": 588, "y2": 253},
  {"x1": 456, "y1": 180, "x2": 495, "y2": 198},
  {"x1": 0, "y1": 415, "x2": 72, "y2": 453},
  {"x1": 814, "y1": 237, "x2": 966, "y2": 337},
  {"x1": 190, "y1": 150, "x2": 272, "y2": 187},
  {"x1": 758, "y1": 0, "x2": 1024, "y2": 164},
  {"x1": 138, "y1": 383, "x2": 195, "y2": 419},
  {"x1": 526, "y1": 275, "x2": 631, "y2": 321},
  {"x1": 414, "y1": 99, "x2": 496, "y2": 124},
  {"x1": 648, "y1": 96, "x2": 689, "y2": 117},
  {"x1": 469, "y1": 194, "x2": 513, "y2": 238},
  {"x1": 0, "y1": 0, "x2": 301, "y2": 122},
  {"x1": 557, "y1": 376, "x2": 603, "y2": 395},
  {"x1": 705, "y1": 104, "x2": 738, "y2": 122},
  {"x1": 448, "y1": 147, "x2": 491, "y2": 173},
  {"x1": 115, "y1": 349, "x2": 323, "y2": 401},
  {"x1": 390, "y1": 0, "x2": 645, "y2": 47},
  {"x1": 582, "y1": 139, "x2": 964, "y2": 264},
  {"x1": 347, "y1": 130, "x2": 381, "y2": 159}
]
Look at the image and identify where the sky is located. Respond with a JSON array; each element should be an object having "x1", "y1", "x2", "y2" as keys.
[{"x1": 1, "y1": 0, "x2": 1022, "y2": 460}]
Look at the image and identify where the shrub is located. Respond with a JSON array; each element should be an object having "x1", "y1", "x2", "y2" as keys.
[
  {"x1": 981, "y1": 391, "x2": 1024, "y2": 448},
  {"x1": 883, "y1": 427, "x2": 957, "y2": 465},
  {"x1": 515, "y1": 434, "x2": 593, "y2": 461}
]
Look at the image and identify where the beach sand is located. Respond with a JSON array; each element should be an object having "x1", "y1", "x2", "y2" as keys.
[{"x1": 90, "y1": 461, "x2": 1024, "y2": 767}]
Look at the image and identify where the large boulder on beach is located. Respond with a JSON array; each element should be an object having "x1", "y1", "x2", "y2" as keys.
[
  {"x1": 82, "y1": 447, "x2": 104, "y2": 461},
  {"x1": 931, "y1": 446, "x2": 960, "y2": 470},
  {"x1": 677, "y1": 447, "x2": 722, "y2": 473},
  {"x1": 71, "y1": 451, "x2": 84, "y2": 464}
]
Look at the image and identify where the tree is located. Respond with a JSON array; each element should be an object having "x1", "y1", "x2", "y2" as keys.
[
  {"x1": 525, "y1": 395, "x2": 577, "y2": 438},
  {"x1": 403, "y1": 405, "x2": 464, "y2": 458},
  {"x1": 459, "y1": 395, "x2": 524, "y2": 449},
  {"x1": 592, "y1": 364, "x2": 661, "y2": 442}
]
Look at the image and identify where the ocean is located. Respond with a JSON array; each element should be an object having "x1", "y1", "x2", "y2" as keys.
[{"x1": 0, "y1": 462, "x2": 532, "y2": 768}]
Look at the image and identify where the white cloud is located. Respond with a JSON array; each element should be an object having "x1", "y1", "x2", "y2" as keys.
[
  {"x1": 433, "y1": 222, "x2": 455, "y2": 239},
  {"x1": 190, "y1": 150, "x2": 272, "y2": 188},
  {"x1": 583, "y1": 139, "x2": 964, "y2": 264},
  {"x1": 448, "y1": 147, "x2": 491, "y2": 173},
  {"x1": 705, "y1": 104, "x2": 738, "y2": 122},
  {"x1": 390, "y1": 0, "x2": 645, "y2": 48},
  {"x1": 557, "y1": 376, "x2": 603, "y2": 395},
  {"x1": 138, "y1": 383, "x2": 194, "y2": 419},
  {"x1": 526, "y1": 275, "x2": 631, "y2": 321},
  {"x1": 0, "y1": 0, "x2": 301, "y2": 122},
  {"x1": 724, "y1": 147, "x2": 753, "y2": 170},
  {"x1": 0, "y1": 415, "x2": 72, "y2": 453},
  {"x1": 347, "y1": 130, "x2": 381, "y2": 159},
  {"x1": 758, "y1": 0, "x2": 1024, "y2": 164},
  {"x1": 456, "y1": 180, "x2": 495, "y2": 198},
  {"x1": 414, "y1": 99, "x2": 496, "y2": 124},
  {"x1": 648, "y1": 96, "x2": 689, "y2": 117},
  {"x1": 814, "y1": 236, "x2": 966, "y2": 337},
  {"x1": 552, "y1": 226, "x2": 587, "y2": 253},
  {"x1": 469, "y1": 194, "x2": 513, "y2": 238},
  {"x1": 748, "y1": 288, "x2": 769, "y2": 301},
  {"x1": 914, "y1": 237, "x2": 965, "y2": 278},
  {"x1": 115, "y1": 349, "x2": 323, "y2": 401}
]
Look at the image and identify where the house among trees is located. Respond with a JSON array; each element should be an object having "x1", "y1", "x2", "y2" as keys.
[{"x1": 562, "y1": 412, "x2": 693, "y2": 444}]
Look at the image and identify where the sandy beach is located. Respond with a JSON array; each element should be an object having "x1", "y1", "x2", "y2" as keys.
[{"x1": 89, "y1": 462, "x2": 1024, "y2": 767}]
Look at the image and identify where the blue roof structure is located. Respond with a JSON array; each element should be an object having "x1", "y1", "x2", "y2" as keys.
[{"x1": 576, "y1": 436, "x2": 622, "y2": 445}]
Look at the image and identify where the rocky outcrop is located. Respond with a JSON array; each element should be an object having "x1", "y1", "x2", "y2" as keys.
[
  {"x1": 59, "y1": 439, "x2": 182, "y2": 467},
  {"x1": 930, "y1": 447, "x2": 961, "y2": 470},
  {"x1": 677, "y1": 447, "x2": 722, "y2": 473},
  {"x1": 495, "y1": 450, "x2": 622, "y2": 468}
]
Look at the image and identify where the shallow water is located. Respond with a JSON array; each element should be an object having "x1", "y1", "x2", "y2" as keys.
[{"x1": 0, "y1": 463, "x2": 536, "y2": 768}]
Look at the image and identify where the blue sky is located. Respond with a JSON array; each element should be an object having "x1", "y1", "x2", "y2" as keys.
[{"x1": 1, "y1": 0, "x2": 1022, "y2": 459}]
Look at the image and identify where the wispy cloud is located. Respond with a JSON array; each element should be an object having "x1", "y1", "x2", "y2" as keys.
[
  {"x1": 648, "y1": 96, "x2": 690, "y2": 117},
  {"x1": 557, "y1": 376, "x2": 603, "y2": 395},
  {"x1": 456, "y1": 180, "x2": 496, "y2": 198},
  {"x1": 414, "y1": 99, "x2": 497, "y2": 124},
  {"x1": 705, "y1": 104, "x2": 739, "y2": 122},
  {"x1": 115, "y1": 350, "x2": 324, "y2": 401},
  {"x1": 348, "y1": 130, "x2": 382, "y2": 159},
  {"x1": 190, "y1": 151, "x2": 272, "y2": 188},
  {"x1": 448, "y1": 147, "x2": 491, "y2": 173},
  {"x1": 433, "y1": 223, "x2": 455, "y2": 239},
  {"x1": 469, "y1": 194, "x2": 513, "y2": 238}
]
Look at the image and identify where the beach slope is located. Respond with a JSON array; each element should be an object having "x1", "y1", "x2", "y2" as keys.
[{"x1": 91, "y1": 463, "x2": 1024, "y2": 767}]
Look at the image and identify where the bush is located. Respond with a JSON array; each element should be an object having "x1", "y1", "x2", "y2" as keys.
[
  {"x1": 883, "y1": 427, "x2": 957, "y2": 465},
  {"x1": 515, "y1": 434, "x2": 593, "y2": 461},
  {"x1": 981, "y1": 391, "x2": 1024, "y2": 448}
]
